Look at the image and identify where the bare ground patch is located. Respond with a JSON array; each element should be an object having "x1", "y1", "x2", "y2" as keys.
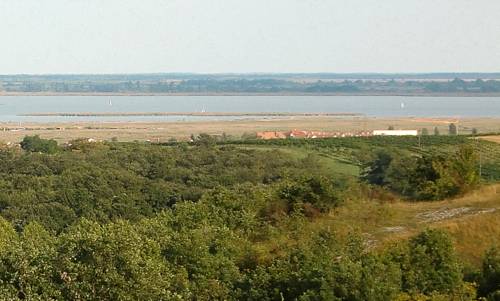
[{"x1": 479, "y1": 135, "x2": 500, "y2": 144}]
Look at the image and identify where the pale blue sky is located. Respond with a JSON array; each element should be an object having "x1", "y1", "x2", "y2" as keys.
[{"x1": 1, "y1": 0, "x2": 499, "y2": 74}]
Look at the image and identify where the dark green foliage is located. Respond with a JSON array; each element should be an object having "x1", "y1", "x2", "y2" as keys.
[
  {"x1": 55, "y1": 219, "x2": 180, "y2": 300},
  {"x1": 413, "y1": 146, "x2": 480, "y2": 200},
  {"x1": 20, "y1": 135, "x2": 59, "y2": 154},
  {"x1": 397, "y1": 229, "x2": 463, "y2": 294},
  {"x1": 479, "y1": 247, "x2": 500, "y2": 299},
  {"x1": 277, "y1": 176, "x2": 341, "y2": 213},
  {"x1": 227, "y1": 134, "x2": 473, "y2": 152},
  {"x1": 191, "y1": 133, "x2": 218, "y2": 146},
  {"x1": 361, "y1": 150, "x2": 393, "y2": 186},
  {"x1": 0, "y1": 213, "x2": 475, "y2": 300},
  {"x1": 238, "y1": 233, "x2": 401, "y2": 301},
  {"x1": 0, "y1": 136, "x2": 495, "y2": 299},
  {"x1": 0, "y1": 141, "x2": 323, "y2": 231},
  {"x1": 362, "y1": 146, "x2": 480, "y2": 200}
]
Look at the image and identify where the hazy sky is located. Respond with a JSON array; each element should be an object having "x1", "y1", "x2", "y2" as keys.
[{"x1": 1, "y1": 0, "x2": 499, "y2": 74}]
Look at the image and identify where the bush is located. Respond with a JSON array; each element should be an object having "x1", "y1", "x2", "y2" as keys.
[
  {"x1": 277, "y1": 175, "x2": 341, "y2": 213},
  {"x1": 20, "y1": 135, "x2": 59, "y2": 154},
  {"x1": 479, "y1": 247, "x2": 500, "y2": 299},
  {"x1": 393, "y1": 229, "x2": 463, "y2": 295},
  {"x1": 362, "y1": 146, "x2": 480, "y2": 200}
]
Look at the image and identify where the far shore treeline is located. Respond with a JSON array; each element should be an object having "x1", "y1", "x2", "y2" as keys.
[{"x1": 2, "y1": 73, "x2": 500, "y2": 95}]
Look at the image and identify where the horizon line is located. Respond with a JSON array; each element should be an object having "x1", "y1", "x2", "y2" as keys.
[{"x1": 2, "y1": 72, "x2": 500, "y2": 77}]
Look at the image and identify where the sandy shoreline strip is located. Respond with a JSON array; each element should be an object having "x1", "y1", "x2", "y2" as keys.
[
  {"x1": 1, "y1": 116, "x2": 499, "y2": 143},
  {"x1": 20, "y1": 112, "x2": 362, "y2": 117}
]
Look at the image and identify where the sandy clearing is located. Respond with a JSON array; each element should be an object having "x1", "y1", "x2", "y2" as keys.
[{"x1": 479, "y1": 135, "x2": 500, "y2": 144}]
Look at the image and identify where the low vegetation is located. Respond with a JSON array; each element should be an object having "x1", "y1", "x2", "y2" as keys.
[
  {"x1": 362, "y1": 146, "x2": 480, "y2": 200},
  {"x1": 0, "y1": 134, "x2": 497, "y2": 300}
]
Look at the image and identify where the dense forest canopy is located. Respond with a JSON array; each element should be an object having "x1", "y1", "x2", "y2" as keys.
[{"x1": 0, "y1": 135, "x2": 498, "y2": 300}]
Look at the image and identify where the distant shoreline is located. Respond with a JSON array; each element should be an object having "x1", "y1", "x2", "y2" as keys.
[
  {"x1": 2, "y1": 92, "x2": 500, "y2": 97},
  {"x1": 20, "y1": 112, "x2": 363, "y2": 117}
]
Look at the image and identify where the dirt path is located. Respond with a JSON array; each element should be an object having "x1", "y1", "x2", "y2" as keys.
[
  {"x1": 480, "y1": 135, "x2": 500, "y2": 144},
  {"x1": 373, "y1": 185, "x2": 500, "y2": 264}
]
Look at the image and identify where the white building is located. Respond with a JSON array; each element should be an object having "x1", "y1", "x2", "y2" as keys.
[{"x1": 373, "y1": 130, "x2": 418, "y2": 136}]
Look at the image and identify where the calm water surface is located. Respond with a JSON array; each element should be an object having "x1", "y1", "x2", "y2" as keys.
[{"x1": 0, "y1": 95, "x2": 499, "y2": 122}]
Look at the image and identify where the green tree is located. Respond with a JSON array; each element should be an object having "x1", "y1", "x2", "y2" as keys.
[
  {"x1": 414, "y1": 146, "x2": 480, "y2": 200},
  {"x1": 56, "y1": 219, "x2": 183, "y2": 300},
  {"x1": 278, "y1": 175, "x2": 340, "y2": 213},
  {"x1": 434, "y1": 127, "x2": 440, "y2": 136},
  {"x1": 361, "y1": 150, "x2": 394, "y2": 186},
  {"x1": 192, "y1": 133, "x2": 217, "y2": 147},
  {"x1": 478, "y1": 247, "x2": 500, "y2": 299},
  {"x1": 395, "y1": 229, "x2": 463, "y2": 295},
  {"x1": 239, "y1": 232, "x2": 401, "y2": 301},
  {"x1": 385, "y1": 155, "x2": 418, "y2": 197},
  {"x1": 421, "y1": 128, "x2": 429, "y2": 136},
  {"x1": 367, "y1": 146, "x2": 480, "y2": 201},
  {"x1": 0, "y1": 222, "x2": 61, "y2": 300},
  {"x1": 449, "y1": 123, "x2": 458, "y2": 135},
  {"x1": 20, "y1": 135, "x2": 59, "y2": 154},
  {"x1": 450, "y1": 145, "x2": 480, "y2": 192}
]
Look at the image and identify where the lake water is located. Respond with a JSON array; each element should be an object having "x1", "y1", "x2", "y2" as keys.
[{"x1": 0, "y1": 95, "x2": 499, "y2": 122}]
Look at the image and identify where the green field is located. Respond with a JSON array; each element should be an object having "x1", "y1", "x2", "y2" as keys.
[
  {"x1": 229, "y1": 135, "x2": 500, "y2": 181},
  {"x1": 232, "y1": 136, "x2": 500, "y2": 266}
]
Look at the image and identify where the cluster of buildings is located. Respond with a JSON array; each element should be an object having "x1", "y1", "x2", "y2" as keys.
[{"x1": 256, "y1": 129, "x2": 418, "y2": 140}]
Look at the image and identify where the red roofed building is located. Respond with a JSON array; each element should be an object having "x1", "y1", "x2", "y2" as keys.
[
  {"x1": 256, "y1": 131, "x2": 289, "y2": 140},
  {"x1": 289, "y1": 130, "x2": 309, "y2": 138}
]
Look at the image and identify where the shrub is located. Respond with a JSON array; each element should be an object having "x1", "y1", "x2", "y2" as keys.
[{"x1": 20, "y1": 135, "x2": 59, "y2": 154}]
